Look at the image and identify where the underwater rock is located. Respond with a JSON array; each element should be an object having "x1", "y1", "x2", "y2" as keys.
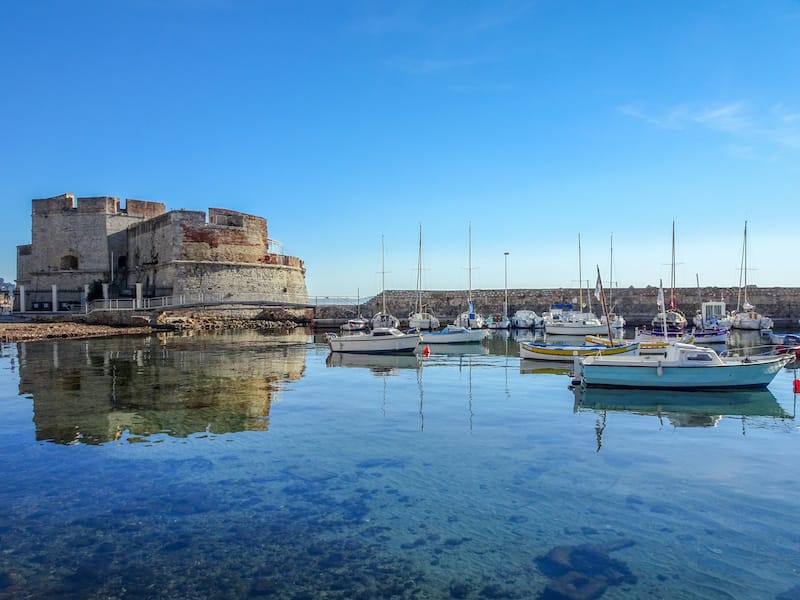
[
  {"x1": 776, "y1": 585, "x2": 800, "y2": 599},
  {"x1": 536, "y1": 539, "x2": 636, "y2": 600}
]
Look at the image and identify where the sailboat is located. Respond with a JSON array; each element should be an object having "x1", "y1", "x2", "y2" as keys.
[
  {"x1": 648, "y1": 221, "x2": 688, "y2": 337},
  {"x1": 543, "y1": 234, "x2": 606, "y2": 336},
  {"x1": 341, "y1": 288, "x2": 368, "y2": 331},
  {"x1": 371, "y1": 235, "x2": 400, "y2": 330},
  {"x1": 732, "y1": 221, "x2": 773, "y2": 330},
  {"x1": 487, "y1": 252, "x2": 511, "y2": 330},
  {"x1": 453, "y1": 224, "x2": 485, "y2": 329},
  {"x1": 407, "y1": 225, "x2": 440, "y2": 330},
  {"x1": 601, "y1": 233, "x2": 626, "y2": 330}
]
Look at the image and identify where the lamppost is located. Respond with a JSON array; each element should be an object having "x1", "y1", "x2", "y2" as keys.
[{"x1": 503, "y1": 251, "x2": 510, "y2": 319}]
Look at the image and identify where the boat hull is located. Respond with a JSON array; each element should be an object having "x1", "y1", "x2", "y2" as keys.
[
  {"x1": 519, "y1": 341, "x2": 638, "y2": 361},
  {"x1": 327, "y1": 331, "x2": 420, "y2": 354},
  {"x1": 545, "y1": 323, "x2": 607, "y2": 336},
  {"x1": 421, "y1": 327, "x2": 487, "y2": 344},
  {"x1": 580, "y1": 355, "x2": 789, "y2": 389}
]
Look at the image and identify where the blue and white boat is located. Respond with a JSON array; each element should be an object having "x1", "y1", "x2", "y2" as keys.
[{"x1": 576, "y1": 342, "x2": 792, "y2": 389}]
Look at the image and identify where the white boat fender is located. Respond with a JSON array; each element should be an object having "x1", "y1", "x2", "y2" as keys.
[{"x1": 657, "y1": 360, "x2": 663, "y2": 376}]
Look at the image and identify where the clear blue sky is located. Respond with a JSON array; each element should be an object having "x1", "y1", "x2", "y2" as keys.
[{"x1": 2, "y1": 1, "x2": 799, "y2": 298}]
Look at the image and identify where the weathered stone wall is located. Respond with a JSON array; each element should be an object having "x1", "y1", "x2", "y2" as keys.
[
  {"x1": 17, "y1": 194, "x2": 152, "y2": 303},
  {"x1": 172, "y1": 262, "x2": 309, "y2": 302},
  {"x1": 180, "y1": 208, "x2": 269, "y2": 264},
  {"x1": 317, "y1": 286, "x2": 800, "y2": 326}
]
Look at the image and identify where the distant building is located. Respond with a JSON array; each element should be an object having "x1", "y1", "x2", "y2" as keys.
[{"x1": 14, "y1": 193, "x2": 308, "y2": 311}]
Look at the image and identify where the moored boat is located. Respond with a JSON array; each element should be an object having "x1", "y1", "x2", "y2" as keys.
[
  {"x1": 326, "y1": 328, "x2": 420, "y2": 354},
  {"x1": 511, "y1": 309, "x2": 543, "y2": 329},
  {"x1": 519, "y1": 340, "x2": 639, "y2": 361},
  {"x1": 421, "y1": 325, "x2": 487, "y2": 344},
  {"x1": 575, "y1": 342, "x2": 792, "y2": 389}
]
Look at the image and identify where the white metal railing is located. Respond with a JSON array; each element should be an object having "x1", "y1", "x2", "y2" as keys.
[
  {"x1": 87, "y1": 291, "x2": 312, "y2": 313},
  {"x1": 313, "y1": 295, "x2": 375, "y2": 306}
]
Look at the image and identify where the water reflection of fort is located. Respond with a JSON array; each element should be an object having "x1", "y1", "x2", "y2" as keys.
[{"x1": 17, "y1": 330, "x2": 309, "y2": 445}]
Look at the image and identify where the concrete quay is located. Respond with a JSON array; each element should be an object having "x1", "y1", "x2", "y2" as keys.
[{"x1": 313, "y1": 286, "x2": 800, "y2": 328}]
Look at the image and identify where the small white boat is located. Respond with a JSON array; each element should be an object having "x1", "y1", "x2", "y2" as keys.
[
  {"x1": 454, "y1": 310, "x2": 485, "y2": 329},
  {"x1": 732, "y1": 222, "x2": 773, "y2": 331},
  {"x1": 371, "y1": 312, "x2": 400, "y2": 329},
  {"x1": 421, "y1": 325, "x2": 487, "y2": 344},
  {"x1": 519, "y1": 340, "x2": 639, "y2": 361},
  {"x1": 511, "y1": 309, "x2": 543, "y2": 329},
  {"x1": 545, "y1": 312, "x2": 607, "y2": 336},
  {"x1": 408, "y1": 225, "x2": 440, "y2": 330},
  {"x1": 341, "y1": 317, "x2": 369, "y2": 332},
  {"x1": 486, "y1": 314, "x2": 511, "y2": 330},
  {"x1": 326, "y1": 328, "x2": 420, "y2": 354},
  {"x1": 576, "y1": 342, "x2": 792, "y2": 389},
  {"x1": 691, "y1": 327, "x2": 728, "y2": 344},
  {"x1": 408, "y1": 311, "x2": 439, "y2": 330}
]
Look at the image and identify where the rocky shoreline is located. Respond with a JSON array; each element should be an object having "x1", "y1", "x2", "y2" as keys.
[{"x1": 0, "y1": 322, "x2": 154, "y2": 343}]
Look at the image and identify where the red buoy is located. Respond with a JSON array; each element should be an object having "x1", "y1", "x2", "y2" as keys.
[
  {"x1": 423, "y1": 345, "x2": 430, "y2": 357},
  {"x1": 794, "y1": 379, "x2": 800, "y2": 394}
]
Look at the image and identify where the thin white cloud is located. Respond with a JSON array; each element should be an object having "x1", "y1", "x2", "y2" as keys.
[{"x1": 620, "y1": 100, "x2": 800, "y2": 155}]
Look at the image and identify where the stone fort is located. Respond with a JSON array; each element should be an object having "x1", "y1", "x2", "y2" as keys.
[{"x1": 15, "y1": 193, "x2": 308, "y2": 311}]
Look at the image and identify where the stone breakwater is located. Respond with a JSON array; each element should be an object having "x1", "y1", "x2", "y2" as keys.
[{"x1": 314, "y1": 286, "x2": 800, "y2": 327}]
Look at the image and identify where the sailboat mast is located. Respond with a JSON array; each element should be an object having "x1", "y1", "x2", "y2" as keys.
[
  {"x1": 578, "y1": 234, "x2": 583, "y2": 311},
  {"x1": 609, "y1": 233, "x2": 614, "y2": 307},
  {"x1": 670, "y1": 221, "x2": 676, "y2": 310},
  {"x1": 743, "y1": 221, "x2": 749, "y2": 306},
  {"x1": 416, "y1": 224, "x2": 423, "y2": 314},
  {"x1": 381, "y1": 234, "x2": 386, "y2": 314},
  {"x1": 468, "y1": 223, "x2": 472, "y2": 303}
]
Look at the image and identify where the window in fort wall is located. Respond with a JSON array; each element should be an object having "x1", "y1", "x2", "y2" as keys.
[{"x1": 60, "y1": 255, "x2": 79, "y2": 270}]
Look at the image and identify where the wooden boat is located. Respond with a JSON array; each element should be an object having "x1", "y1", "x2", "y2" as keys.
[
  {"x1": 576, "y1": 342, "x2": 792, "y2": 389},
  {"x1": 519, "y1": 340, "x2": 639, "y2": 361},
  {"x1": 326, "y1": 327, "x2": 420, "y2": 354}
]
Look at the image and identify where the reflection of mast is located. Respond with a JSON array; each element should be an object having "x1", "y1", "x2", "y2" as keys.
[
  {"x1": 417, "y1": 365, "x2": 424, "y2": 432},
  {"x1": 595, "y1": 411, "x2": 606, "y2": 453},
  {"x1": 458, "y1": 354, "x2": 474, "y2": 431}
]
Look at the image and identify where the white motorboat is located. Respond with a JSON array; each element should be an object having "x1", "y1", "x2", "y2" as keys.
[
  {"x1": 575, "y1": 342, "x2": 792, "y2": 389},
  {"x1": 341, "y1": 317, "x2": 369, "y2": 332},
  {"x1": 511, "y1": 309, "x2": 543, "y2": 329},
  {"x1": 326, "y1": 328, "x2": 420, "y2": 354},
  {"x1": 421, "y1": 325, "x2": 487, "y2": 344}
]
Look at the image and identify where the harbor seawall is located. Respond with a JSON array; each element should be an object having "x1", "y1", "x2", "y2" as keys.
[{"x1": 314, "y1": 287, "x2": 800, "y2": 327}]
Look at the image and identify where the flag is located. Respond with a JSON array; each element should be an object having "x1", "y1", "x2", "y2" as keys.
[
  {"x1": 657, "y1": 281, "x2": 665, "y2": 308},
  {"x1": 594, "y1": 272, "x2": 602, "y2": 301}
]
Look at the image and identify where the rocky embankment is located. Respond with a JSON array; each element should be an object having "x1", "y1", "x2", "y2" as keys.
[{"x1": 0, "y1": 322, "x2": 152, "y2": 342}]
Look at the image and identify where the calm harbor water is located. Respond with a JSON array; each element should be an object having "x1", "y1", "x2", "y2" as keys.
[{"x1": 0, "y1": 328, "x2": 798, "y2": 599}]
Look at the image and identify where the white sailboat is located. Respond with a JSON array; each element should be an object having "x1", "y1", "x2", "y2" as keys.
[
  {"x1": 544, "y1": 234, "x2": 606, "y2": 336},
  {"x1": 341, "y1": 288, "x2": 368, "y2": 331},
  {"x1": 371, "y1": 235, "x2": 400, "y2": 330},
  {"x1": 732, "y1": 221, "x2": 773, "y2": 331},
  {"x1": 407, "y1": 224, "x2": 440, "y2": 330},
  {"x1": 453, "y1": 224, "x2": 485, "y2": 329},
  {"x1": 487, "y1": 251, "x2": 511, "y2": 330}
]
